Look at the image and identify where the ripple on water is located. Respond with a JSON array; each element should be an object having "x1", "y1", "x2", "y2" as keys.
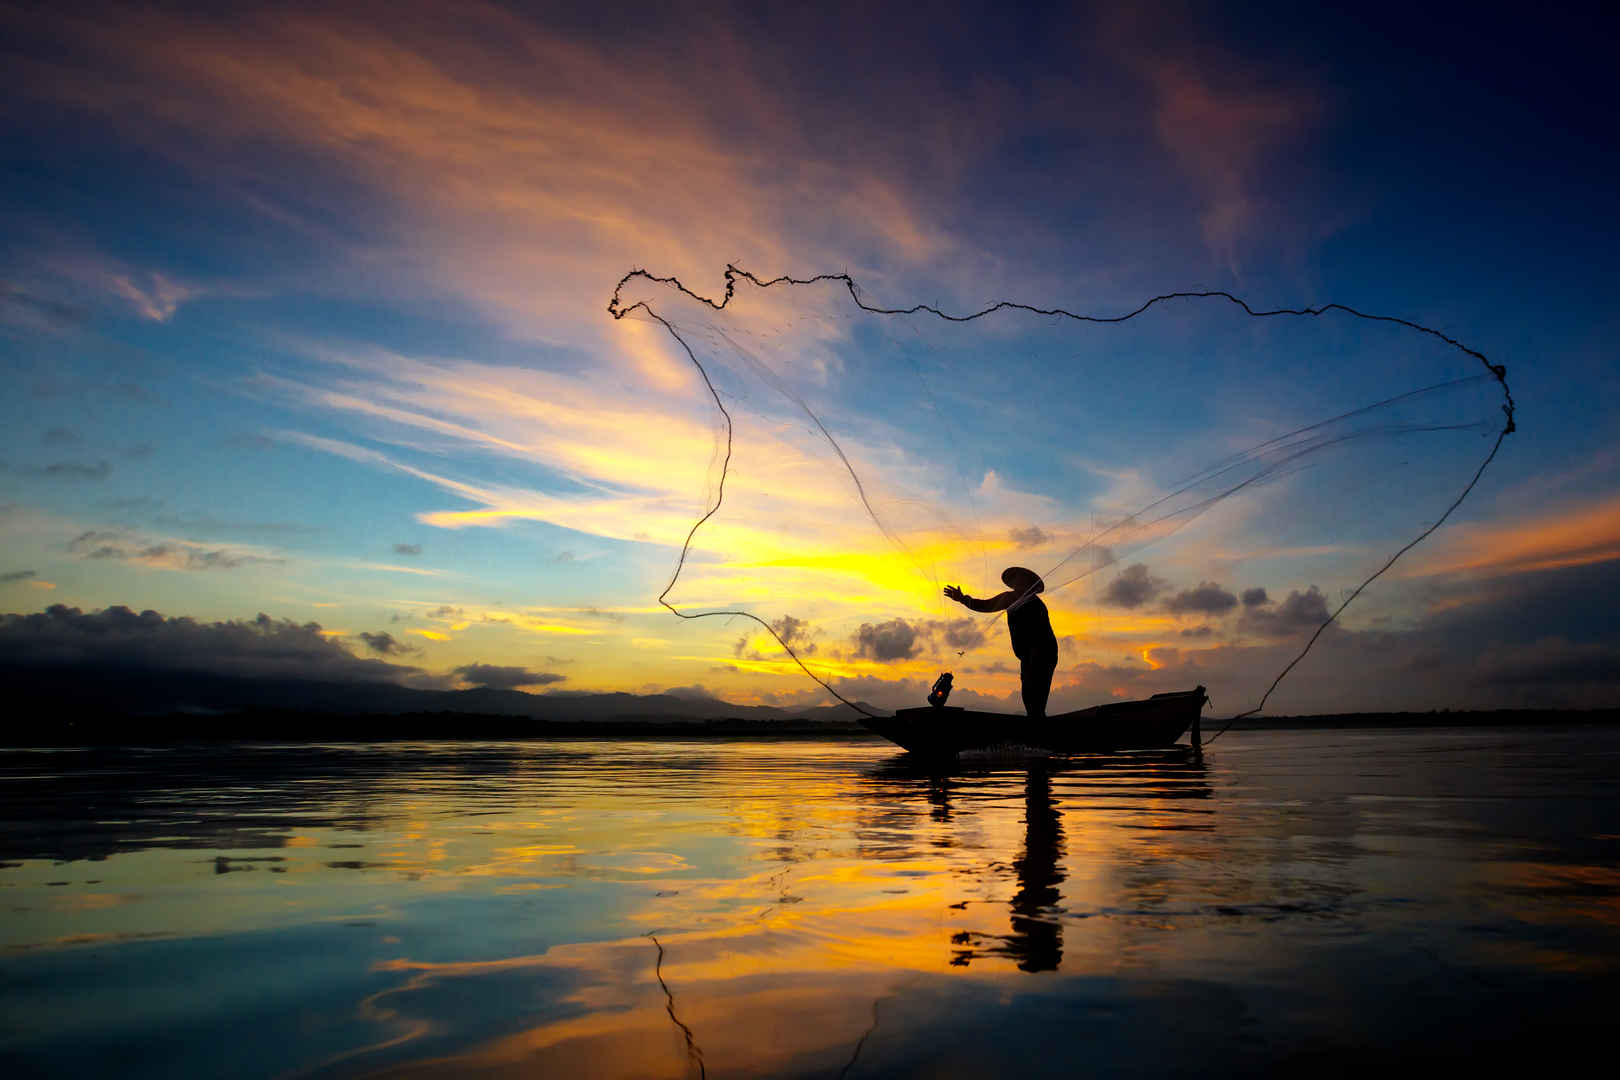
[{"x1": 0, "y1": 728, "x2": 1615, "y2": 1078}]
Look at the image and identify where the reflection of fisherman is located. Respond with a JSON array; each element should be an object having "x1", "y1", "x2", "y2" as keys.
[
  {"x1": 942, "y1": 764, "x2": 1066, "y2": 973},
  {"x1": 1008, "y1": 766, "x2": 1064, "y2": 972},
  {"x1": 943, "y1": 566, "x2": 1059, "y2": 718}
]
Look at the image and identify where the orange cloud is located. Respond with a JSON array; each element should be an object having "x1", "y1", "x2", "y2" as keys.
[
  {"x1": 1403, "y1": 494, "x2": 1620, "y2": 579},
  {"x1": 1103, "y1": 11, "x2": 1326, "y2": 268},
  {"x1": 1148, "y1": 65, "x2": 1322, "y2": 267},
  {"x1": 13, "y1": 3, "x2": 952, "y2": 343}
]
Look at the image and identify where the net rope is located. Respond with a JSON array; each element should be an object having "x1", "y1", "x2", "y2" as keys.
[{"x1": 609, "y1": 265, "x2": 1515, "y2": 727}]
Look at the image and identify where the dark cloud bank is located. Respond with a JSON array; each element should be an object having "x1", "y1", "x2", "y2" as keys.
[
  {"x1": 0, "y1": 605, "x2": 860, "y2": 739},
  {"x1": 356, "y1": 630, "x2": 411, "y2": 656},
  {"x1": 1009, "y1": 525, "x2": 1048, "y2": 549},
  {"x1": 734, "y1": 613, "x2": 821, "y2": 661},
  {"x1": 5, "y1": 554, "x2": 1620, "y2": 741},
  {"x1": 1043, "y1": 560, "x2": 1620, "y2": 716},
  {"x1": 1240, "y1": 587, "x2": 1331, "y2": 638},
  {"x1": 853, "y1": 618, "x2": 921, "y2": 662},
  {"x1": 1166, "y1": 582, "x2": 1238, "y2": 616},
  {"x1": 451, "y1": 663, "x2": 565, "y2": 690},
  {"x1": 1102, "y1": 563, "x2": 1164, "y2": 608},
  {"x1": 4, "y1": 605, "x2": 398, "y2": 678},
  {"x1": 849, "y1": 617, "x2": 986, "y2": 663}
]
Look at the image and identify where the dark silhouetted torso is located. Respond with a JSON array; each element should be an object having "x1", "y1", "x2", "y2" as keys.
[{"x1": 1008, "y1": 596, "x2": 1057, "y2": 662}]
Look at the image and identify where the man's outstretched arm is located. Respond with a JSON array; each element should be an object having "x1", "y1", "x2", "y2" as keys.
[{"x1": 943, "y1": 586, "x2": 1016, "y2": 613}]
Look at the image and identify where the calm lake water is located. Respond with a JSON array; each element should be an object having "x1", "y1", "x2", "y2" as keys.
[{"x1": 2, "y1": 728, "x2": 1616, "y2": 1078}]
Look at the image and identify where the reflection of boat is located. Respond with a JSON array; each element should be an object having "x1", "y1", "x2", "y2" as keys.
[{"x1": 861, "y1": 686, "x2": 1208, "y2": 757}]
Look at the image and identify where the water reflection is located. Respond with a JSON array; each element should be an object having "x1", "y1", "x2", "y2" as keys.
[
  {"x1": 866, "y1": 749, "x2": 1210, "y2": 974},
  {"x1": 1005, "y1": 766, "x2": 1065, "y2": 972},
  {"x1": 942, "y1": 765, "x2": 1067, "y2": 972},
  {"x1": 1, "y1": 733, "x2": 1615, "y2": 1079}
]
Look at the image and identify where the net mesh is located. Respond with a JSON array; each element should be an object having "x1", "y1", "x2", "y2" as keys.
[{"x1": 609, "y1": 266, "x2": 1514, "y2": 721}]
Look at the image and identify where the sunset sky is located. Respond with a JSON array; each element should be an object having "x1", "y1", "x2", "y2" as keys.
[{"x1": 3, "y1": 2, "x2": 1617, "y2": 714}]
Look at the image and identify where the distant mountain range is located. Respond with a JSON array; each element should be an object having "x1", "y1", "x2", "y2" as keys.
[
  {"x1": 2, "y1": 662, "x2": 873, "y2": 742},
  {"x1": 7, "y1": 663, "x2": 1615, "y2": 746}
]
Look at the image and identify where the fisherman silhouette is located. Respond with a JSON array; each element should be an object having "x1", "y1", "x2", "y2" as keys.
[{"x1": 943, "y1": 566, "x2": 1059, "y2": 718}]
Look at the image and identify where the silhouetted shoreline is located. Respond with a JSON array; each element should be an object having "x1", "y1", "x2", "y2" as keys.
[
  {"x1": 8, "y1": 662, "x2": 1616, "y2": 746},
  {"x1": 10, "y1": 705, "x2": 1618, "y2": 747}
]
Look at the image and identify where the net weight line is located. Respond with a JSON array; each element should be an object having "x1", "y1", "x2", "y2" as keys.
[{"x1": 609, "y1": 265, "x2": 1515, "y2": 727}]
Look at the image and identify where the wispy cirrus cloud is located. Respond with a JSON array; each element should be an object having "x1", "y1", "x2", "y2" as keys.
[
  {"x1": 0, "y1": 279, "x2": 87, "y2": 332},
  {"x1": 67, "y1": 529, "x2": 282, "y2": 571},
  {"x1": 340, "y1": 560, "x2": 447, "y2": 578},
  {"x1": 102, "y1": 267, "x2": 199, "y2": 323},
  {"x1": 1, "y1": 459, "x2": 112, "y2": 482},
  {"x1": 31, "y1": 249, "x2": 211, "y2": 323},
  {"x1": 9, "y1": 3, "x2": 957, "y2": 343}
]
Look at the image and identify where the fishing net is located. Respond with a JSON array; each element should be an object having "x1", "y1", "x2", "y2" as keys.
[{"x1": 609, "y1": 266, "x2": 1513, "y2": 719}]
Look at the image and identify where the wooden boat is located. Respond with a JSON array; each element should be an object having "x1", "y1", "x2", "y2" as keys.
[{"x1": 860, "y1": 686, "x2": 1208, "y2": 757}]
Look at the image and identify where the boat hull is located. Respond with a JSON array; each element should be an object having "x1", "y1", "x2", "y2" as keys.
[{"x1": 860, "y1": 686, "x2": 1208, "y2": 757}]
